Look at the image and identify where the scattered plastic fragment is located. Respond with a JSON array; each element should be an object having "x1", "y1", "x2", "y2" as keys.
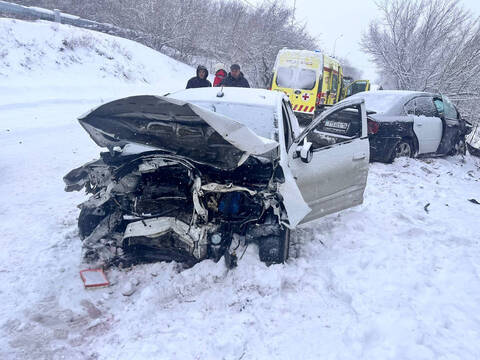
[{"x1": 80, "y1": 269, "x2": 109, "y2": 289}]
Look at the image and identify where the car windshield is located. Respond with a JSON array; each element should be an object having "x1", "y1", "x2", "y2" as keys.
[
  {"x1": 276, "y1": 66, "x2": 317, "y2": 90},
  {"x1": 191, "y1": 101, "x2": 276, "y2": 139}
]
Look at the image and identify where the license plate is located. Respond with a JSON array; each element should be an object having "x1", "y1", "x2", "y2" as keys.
[{"x1": 324, "y1": 120, "x2": 349, "y2": 130}]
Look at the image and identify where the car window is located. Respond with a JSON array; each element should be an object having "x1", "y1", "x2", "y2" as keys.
[
  {"x1": 307, "y1": 106, "x2": 362, "y2": 150},
  {"x1": 281, "y1": 101, "x2": 293, "y2": 150},
  {"x1": 414, "y1": 97, "x2": 437, "y2": 117},
  {"x1": 417, "y1": 97, "x2": 437, "y2": 117},
  {"x1": 442, "y1": 96, "x2": 458, "y2": 119},
  {"x1": 434, "y1": 99, "x2": 444, "y2": 117},
  {"x1": 404, "y1": 99, "x2": 415, "y2": 115}
]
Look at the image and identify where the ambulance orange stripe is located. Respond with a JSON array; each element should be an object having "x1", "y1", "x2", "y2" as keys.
[
  {"x1": 293, "y1": 105, "x2": 298, "y2": 110},
  {"x1": 298, "y1": 105, "x2": 304, "y2": 111}
]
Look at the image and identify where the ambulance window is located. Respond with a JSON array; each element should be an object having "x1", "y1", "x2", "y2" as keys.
[
  {"x1": 276, "y1": 67, "x2": 294, "y2": 88},
  {"x1": 297, "y1": 68, "x2": 316, "y2": 90},
  {"x1": 332, "y1": 73, "x2": 339, "y2": 93}
]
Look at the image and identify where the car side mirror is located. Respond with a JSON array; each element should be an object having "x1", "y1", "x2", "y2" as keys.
[{"x1": 296, "y1": 140, "x2": 313, "y2": 163}]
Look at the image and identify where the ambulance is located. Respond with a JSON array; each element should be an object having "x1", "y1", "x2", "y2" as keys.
[
  {"x1": 270, "y1": 49, "x2": 370, "y2": 121},
  {"x1": 270, "y1": 49, "x2": 343, "y2": 120}
]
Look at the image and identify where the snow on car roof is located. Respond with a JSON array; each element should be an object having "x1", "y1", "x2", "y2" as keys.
[{"x1": 346, "y1": 90, "x2": 431, "y2": 114}]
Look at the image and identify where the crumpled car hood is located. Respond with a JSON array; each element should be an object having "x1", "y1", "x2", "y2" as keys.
[{"x1": 78, "y1": 95, "x2": 278, "y2": 170}]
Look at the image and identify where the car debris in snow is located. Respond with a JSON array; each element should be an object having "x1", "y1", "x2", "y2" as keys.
[
  {"x1": 424, "y1": 203, "x2": 431, "y2": 213},
  {"x1": 79, "y1": 269, "x2": 109, "y2": 288}
]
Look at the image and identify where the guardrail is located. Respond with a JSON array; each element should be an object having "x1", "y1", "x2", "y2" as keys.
[
  {"x1": 0, "y1": 1, "x2": 152, "y2": 42},
  {"x1": 0, "y1": 1, "x2": 113, "y2": 30}
]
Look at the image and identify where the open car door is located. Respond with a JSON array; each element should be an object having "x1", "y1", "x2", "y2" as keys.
[{"x1": 287, "y1": 98, "x2": 369, "y2": 224}]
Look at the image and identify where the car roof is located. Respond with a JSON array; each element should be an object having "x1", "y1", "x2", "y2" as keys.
[
  {"x1": 167, "y1": 87, "x2": 285, "y2": 108},
  {"x1": 345, "y1": 90, "x2": 437, "y2": 115}
]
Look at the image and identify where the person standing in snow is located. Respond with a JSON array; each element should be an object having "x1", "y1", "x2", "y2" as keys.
[
  {"x1": 213, "y1": 63, "x2": 227, "y2": 87},
  {"x1": 186, "y1": 65, "x2": 212, "y2": 89},
  {"x1": 220, "y1": 64, "x2": 250, "y2": 88}
]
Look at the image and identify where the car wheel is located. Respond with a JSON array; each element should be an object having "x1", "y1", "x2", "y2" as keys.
[
  {"x1": 456, "y1": 138, "x2": 466, "y2": 155},
  {"x1": 391, "y1": 139, "x2": 413, "y2": 161},
  {"x1": 448, "y1": 136, "x2": 467, "y2": 156},
  {"x1": 258, "y1": 227, "x2": 290, "y2": 264}
]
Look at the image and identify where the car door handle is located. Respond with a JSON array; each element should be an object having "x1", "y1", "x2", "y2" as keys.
[
  {"x1": 416, "y1": 123, "x2": 423, "y2": 127},
  {"x1": 353, "y1": 153, "x2": 366, "y2": 160}
]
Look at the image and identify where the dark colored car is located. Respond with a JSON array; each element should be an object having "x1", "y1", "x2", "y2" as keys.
[{"x1": 341, "y1": 90, "x2": 472, "y2": 163}]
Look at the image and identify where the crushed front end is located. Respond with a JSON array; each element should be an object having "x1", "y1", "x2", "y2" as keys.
[{"x1": 64, "y1": 149, "x2": 286, "y2": 268}]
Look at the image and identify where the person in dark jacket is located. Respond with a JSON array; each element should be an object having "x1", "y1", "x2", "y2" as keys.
[
  {"x1": 220, "y1": 64, "x2": 250, "y2": 88},
  {"x1": 186, "y1": 65, "x2": 212, "y2": 89}
]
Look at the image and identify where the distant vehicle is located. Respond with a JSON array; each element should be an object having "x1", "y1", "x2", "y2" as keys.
[
  {"x1": 64, "y1": 88, "x2": 370, "y2": 268},
  {"x1": 342, "y1": 77, "x2": 371, "y2": 99},
  {"x1": 270, "y1": 49, "x2": 370, "y2": 123},
  {"x1": 337, "y1": 90, "x2": 472, "y2": 163}
]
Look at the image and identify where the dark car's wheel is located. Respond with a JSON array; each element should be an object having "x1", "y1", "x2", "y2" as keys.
[
  {"x1": 390, "y1": 138, "x2": 413, "y2": 162},
  {"x1": 258, "y1": 227, "x2": 290, "y2": 264},
  {"x1": 450, "y1": 138, "x2": 466, "y2": 155}
]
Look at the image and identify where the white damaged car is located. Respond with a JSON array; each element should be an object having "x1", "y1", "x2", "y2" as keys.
[{"x1": 64, "y1": 87, "x2": 369, "y2": 267}]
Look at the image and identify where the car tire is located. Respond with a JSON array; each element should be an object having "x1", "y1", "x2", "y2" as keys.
[
  {"x1": 452, "y1": 138, "x2": 466, "y2": 155},
  {"x1": 258, "y1": 227, "x2": 290, "y2": 264},
  {"x1": 390, "y1": 138, "x2": 413, "y2": 162}
]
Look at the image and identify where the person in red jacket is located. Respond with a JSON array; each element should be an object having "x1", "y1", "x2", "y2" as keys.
[{"x1": 213, "y1": 63, "x2": 227, "y2": 87}]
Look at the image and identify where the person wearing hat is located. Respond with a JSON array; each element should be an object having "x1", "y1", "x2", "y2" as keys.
[
  {"x1": 213, "y1": 63, "x2": 227, "y2": 87},
  {"x1": 186, "y1": 65, "x2": 212, "y2": 89},
  {"x1": 220, "y1": 64, "x2": 250, "y2": 88}
]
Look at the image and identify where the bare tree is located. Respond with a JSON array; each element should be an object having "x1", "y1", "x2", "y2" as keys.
[{"x1": 361, "y1": 0, "x2": 480, "y2": 122}]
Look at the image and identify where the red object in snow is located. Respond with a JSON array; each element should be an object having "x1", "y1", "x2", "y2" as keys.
[{"x1": 80, "y1": 269, "x2": 110, "y2": 288}]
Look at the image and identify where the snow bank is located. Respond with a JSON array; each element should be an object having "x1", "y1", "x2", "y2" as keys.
[{"x1": 0, "y1": 18, "x2": 194, "y2": 111}]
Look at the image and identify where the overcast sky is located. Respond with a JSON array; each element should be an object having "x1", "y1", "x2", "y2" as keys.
[{"x1": 247, "y1": 0, "x2": 480, "y2": 83}]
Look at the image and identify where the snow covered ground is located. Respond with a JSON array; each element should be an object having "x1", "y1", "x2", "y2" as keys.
[{"x1": 1, "y1": 19, "x2": 480, "y2": 360}]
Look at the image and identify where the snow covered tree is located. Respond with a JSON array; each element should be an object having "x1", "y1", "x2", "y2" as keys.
[{"x1": 362, "y1": 0, "x2": 480, "y2": 122}]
